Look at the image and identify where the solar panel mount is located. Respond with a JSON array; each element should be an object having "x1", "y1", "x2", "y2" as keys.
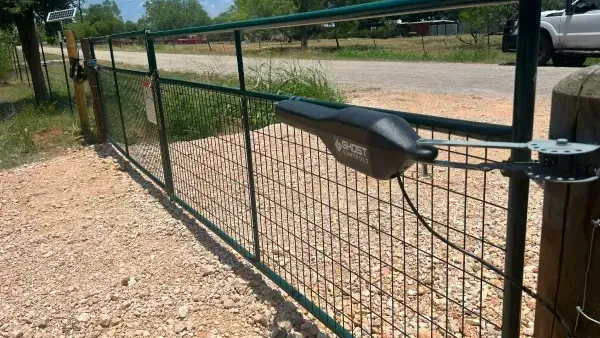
[{"x1": 46, "y1": 8, "x2": 77, "y2": 23}]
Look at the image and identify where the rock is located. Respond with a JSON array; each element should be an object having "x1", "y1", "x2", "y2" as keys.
[
  {"x1": 173, "y1": 322, "x2": 187, "y2": 333},
  {"x1": 316, "y1": 333, "x2": 327, "y2": 338},
  {"x1": 300, "y1": 321, "x2": 319, "y2": 336},
  {"x1": 178, "y1": 305, "x2": 189, "y2": 318},
  {"x1": 11, "y1": 329, "x2": 24, "y2": 338},
  {"x1": 110, "y1": 317, "x2": 121, "y2": 326},
  {"x1": 288, "y1": 332, "x2": 303, "y2": 338},
  {"x1": 121, "y1": 300, "x2": 132, "y2": 310},
  {"x1": 277, "y1": 319, "x2": 293, "y2": 332},
  {"x1": 98, "y1": 315, "x2": 111, "y2": 328},
  {"x1": 253, "y1": 313, "x2": 268, "y2": 327},
  {"x1": 121, "y1": 277, "x2": 136, "y2": 286},
  {"x1": 223, "y1": 299, "x2": 237, "y2": 309},
  {"x1": 76, "y1": 313, "x2": 90, "y2": 323},
  {"x1": 34, "y1": 317, "x2": 48, "y2": 328}
]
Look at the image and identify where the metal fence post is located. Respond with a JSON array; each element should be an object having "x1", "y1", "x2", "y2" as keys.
[
  {"x1": 23, "y1": 53, "x2": 31, "y2": 87},
  {"x1": 82, "y1": 39, "x2": 106, "y2": 142},
  {"x1": 146, "y1": 35, "x2": 175, "y2": 197},
  {"x1": 60, "y1": 41, "x2": 74, "y2": 116},
  {"x1": 109, "y1": 38, "x2": 129, "y2": 154},
  {"x1": 234, "y1": 30, "x2": 261, "y2": 262},
  {"x1": 14, "y1": 47, "x2": 24, "y2": 83},
  {"x1": 10, "y1": 46, "x2": 18, "y2": 77},
  {"x1": 39, "y1": 36, "x2": 53, "y2": 100},
  {"x1": 501, "y1": 0, "x2": 542, "y2": 337}
]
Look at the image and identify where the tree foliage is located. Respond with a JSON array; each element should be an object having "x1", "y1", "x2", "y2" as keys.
[
  {"x1": 1, "y1": 0, "x2": 74, "y2": 102},
  {"x1": 143, "y1": 0, "x2": 211, "y2": 31},
  {"x1": 458, "y1": 5, "x2": 514, "y2": 46}
]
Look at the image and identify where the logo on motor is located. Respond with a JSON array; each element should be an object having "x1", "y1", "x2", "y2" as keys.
[
  {"x1": 333, "y1": 136, "x2": 369, "y2": 164},
  {"x1": 335, "y1": 139, "x2": 343, "y2": 152}
]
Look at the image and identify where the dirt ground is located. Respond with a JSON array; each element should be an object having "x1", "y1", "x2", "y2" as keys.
[{"x1": 1, "y1": 91, "x2": 549, "y2": 338}]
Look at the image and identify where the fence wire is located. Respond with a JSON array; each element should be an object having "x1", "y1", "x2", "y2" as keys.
[{"x1": 97, "y1": 67, "x2": 536, "y2": 337}]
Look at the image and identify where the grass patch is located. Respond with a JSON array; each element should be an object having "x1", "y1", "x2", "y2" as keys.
[
  {"x1": 96, "y1": 35, "x2": 519, "y2": 64},
  {"x1": 0, "y1": 101, "x2": 79, "y2": 169},
  {"x1": 0, "y1": 62, "x2": 94, "y2": 169}
]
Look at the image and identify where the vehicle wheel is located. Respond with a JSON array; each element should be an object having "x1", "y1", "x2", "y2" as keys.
[
  {"x1": 538, "y1": 34, "x2": 553, "y2": 66},
  {"x1": 552, "y1": 55, "x2": 587, "y2": 67}
]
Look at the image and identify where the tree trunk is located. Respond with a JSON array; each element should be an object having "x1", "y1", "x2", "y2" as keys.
[
  {"x1": 299, "y1": 0, "x2": 308, "y2": 49},
  {"x1": 335, "y1": 34, "x2": 340, "y2": 49},
  {"x1": 301, "y1": 28, "x2": 309, "y2": 49},
  {"x1": 15, "y1": 10, "x2": 47, "y2": 104}
]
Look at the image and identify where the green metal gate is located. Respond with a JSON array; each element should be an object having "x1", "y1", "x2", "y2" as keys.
[{"x1": 88, "y1": 0, "x2": 544, "y2": 336}]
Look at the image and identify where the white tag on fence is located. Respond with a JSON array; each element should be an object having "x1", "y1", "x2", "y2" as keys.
[{"x1": 143, "y1": 81, "x2": 157, "y2": 125}]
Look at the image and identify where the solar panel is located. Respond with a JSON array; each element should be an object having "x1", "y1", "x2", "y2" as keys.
[{"x1": 46, "y1": 8, "x2": 77, "y2": 23}]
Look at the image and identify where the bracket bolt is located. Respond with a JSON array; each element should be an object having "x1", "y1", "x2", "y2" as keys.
[{"x1": 556, "y1": 138, "x2": 569, "y2": 146}]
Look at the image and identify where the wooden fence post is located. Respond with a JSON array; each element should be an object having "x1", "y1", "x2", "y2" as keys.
[
  {"x1": 64, "y1": 30, "x2": 90, "y2": 138},
  {"x1": 80, "y1": 38, "x2": 105, "y2": 142},
  {"x1": 534, "y1": 66, "x2": 600, "y2": 338}
]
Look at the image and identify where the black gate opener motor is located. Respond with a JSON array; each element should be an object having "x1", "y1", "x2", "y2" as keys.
[
  {"x1": 69, "y1": 56, "x2": 87, "y2": 83},
  {"x1": 275, "y1": 99, "x2": 600, "y2": 183}
]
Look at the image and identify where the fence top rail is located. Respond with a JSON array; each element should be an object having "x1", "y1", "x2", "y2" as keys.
[
  {"x1": 90, "y1": 29, "x2": 147, "y2": 42},
  {"x1": 89, "y1": 0, "x2": 514, "y2": 41}
]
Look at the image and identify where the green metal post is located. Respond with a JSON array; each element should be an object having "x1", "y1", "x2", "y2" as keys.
[
  {"x1": 23, "y1": 53, "x2": 31, "y2": 87},
  {"x1": 14, "y1": 47, "x2": 23, "y2": 83},
  {"x1": 39, "y1": 36, "x2": 53, "y2": 100},
  {"x1": 146, "y1": 35, "x2": 175, "y2": 197},
  {"x1": 60, "y1": 41, "x2": 74, "y2": 116},
  {"x1": 502, "y1": 0, "x2": 542, "y2": 337},
  {"x1": 234, "y1": 30, "x2": 261, "y2": 262},
  {"x1": 109, "y1": 39, "x2": 130, "y2": 155},
  {"x1": 90, "y1": 40, "x2": 108, "y2": 139},
  {"x1": 10, "y1": 46, "x2": 18, "y2": 76}
]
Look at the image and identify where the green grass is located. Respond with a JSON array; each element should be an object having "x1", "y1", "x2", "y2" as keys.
[
  {"x1": 102, "y1": 60, "x2": 343, "y2": 143},
  {"x1": 0, "y1": 63, "x2": 93, "y2": 169}
]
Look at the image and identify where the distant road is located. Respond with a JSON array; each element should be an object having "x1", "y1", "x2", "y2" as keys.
[{"x1": 44, "y1": 47, "x2": 579, "y2": 99}]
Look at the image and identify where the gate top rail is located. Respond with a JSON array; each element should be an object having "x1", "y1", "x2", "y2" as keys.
[{"x1": 90, "y1": 0, "x2": 514, "y2": 41}]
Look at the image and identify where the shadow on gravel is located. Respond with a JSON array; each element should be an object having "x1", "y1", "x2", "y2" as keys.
[{"x1": 94, "y1": 143, "x2": 323, "y2": 338}]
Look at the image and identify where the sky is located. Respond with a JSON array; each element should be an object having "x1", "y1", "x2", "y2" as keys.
[{"x1": 83, "y1": 0, "x2": 232, "y2": 22}]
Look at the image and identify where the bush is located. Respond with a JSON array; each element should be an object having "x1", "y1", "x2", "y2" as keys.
[{"x1": 159, "y1": 60, "x2": 344, "y2": 142}]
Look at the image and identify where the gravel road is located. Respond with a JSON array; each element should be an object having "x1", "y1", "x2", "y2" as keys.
[
  {"x1": 0, "y1": 146, "x2": 327, "y2": 338},
  {"x1": 43, "y1": 47, "x2": 578, "y2": 99}
]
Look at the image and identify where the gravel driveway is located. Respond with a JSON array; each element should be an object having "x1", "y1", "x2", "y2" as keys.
[
  {"x1": 0, "y1": 146, "x2": 326, "y2": 338},
  {"x1": 43, "y1": 47, "x2": 578, "y2": 99}
]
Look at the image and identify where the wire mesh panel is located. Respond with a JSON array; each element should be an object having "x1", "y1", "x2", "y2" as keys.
[
  {"x1": 98, "y1": 70, "x2": 127, "y2": 150},
  {"x1": 159, "y1": 81, "x2": 255, "y2": 255},
  {"x1": 118, "y1": 72, "x2": 165, "y2": 184},
  {"x1": 98, "y1": 69, "x2": 165, "y2": 185},
  {"x1": 247, "y1": 98, "x2": 525, "y2": 338}
]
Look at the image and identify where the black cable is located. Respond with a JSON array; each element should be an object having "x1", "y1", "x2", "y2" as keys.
[{"x1": 396, "y1": 175, "x2": 574, "y2": 337}]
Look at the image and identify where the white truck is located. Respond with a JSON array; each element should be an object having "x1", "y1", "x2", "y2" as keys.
[{"x1": 502, "y1": 0, "x2": 600, "y2": 66}]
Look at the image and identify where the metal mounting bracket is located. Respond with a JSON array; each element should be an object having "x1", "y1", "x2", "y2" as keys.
[
  {"x1": 416, "y1": 138, "x2": 600, "y2": 155},
  {"x1": 418, "y1": 139, "x2": 600, "y2": 184}
]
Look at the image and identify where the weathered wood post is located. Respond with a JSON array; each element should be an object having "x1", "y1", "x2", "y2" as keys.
[
  {"x1": 534, "y1": 66, "x2": 600, "y2": 338},
  {"x1": 64, "y1": 30, "x2": 90, "y2": 138}
]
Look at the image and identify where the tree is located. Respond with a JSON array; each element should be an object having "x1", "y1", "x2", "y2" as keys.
[
  {"x1": 124, "y1": 20, "x2": 138, "y2": 32},
  {"x1": 458, "y1": 5, "x2": 514, "y2": 46},
  {"x1": 1, "y1": 0, "x2": 73, "y2": 102},
  {"x1": 143, "y1": 0, "x2": 211, "y2": 31}
]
